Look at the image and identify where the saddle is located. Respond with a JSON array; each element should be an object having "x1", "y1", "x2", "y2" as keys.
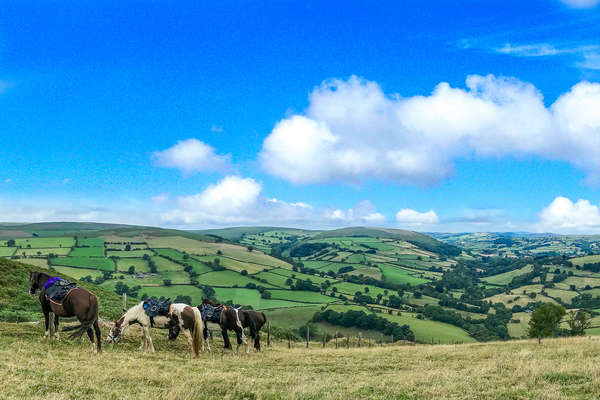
[
  {"x1": 143, "y1": 297, "x2": 172, "y2": 327},
  {"x1": 44, "y1": 277, "x2": 77, "y2": 305},
  {"x1": 198, "y1": 303, "x2": 226, "y2": 323}
]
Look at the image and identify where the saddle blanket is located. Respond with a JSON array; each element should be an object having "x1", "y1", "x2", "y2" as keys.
[
  {"x1": 143, "y1": 297, "x2": 172, "y2": 318},
  {"x1": 198, "y1": 303, "x2": 226, "y2": 323},
  {"x1": 44, "y1": 277, "x2": 77, "y2": 304}
]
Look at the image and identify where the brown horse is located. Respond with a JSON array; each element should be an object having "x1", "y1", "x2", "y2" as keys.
[
  {"x1": 29, "y1": 271, "x2": 102, "y2": 353},
  {"x1": 199, "y1": 298, "x2": 267, "y2": 352}
]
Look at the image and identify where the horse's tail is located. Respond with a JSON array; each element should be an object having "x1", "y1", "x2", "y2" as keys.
[
  {"x1": 63, "y1": 292, "x2": 98, "y2": 339},
  {"x1": 191, "y1": 306, "x2": 203, "y2": 356}
]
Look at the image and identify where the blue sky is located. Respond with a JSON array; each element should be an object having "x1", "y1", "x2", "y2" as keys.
[{"x1": 1, "y1": 0, "x2": 600, "y2": 232}]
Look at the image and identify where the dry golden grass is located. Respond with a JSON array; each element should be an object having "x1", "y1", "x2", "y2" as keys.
[{"x1": 2, "y1": 322, "x2": 600, "y2": 399}]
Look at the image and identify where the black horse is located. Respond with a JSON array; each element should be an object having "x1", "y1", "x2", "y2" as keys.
[
  {"x1": 169, "y1": 298, "x2": 267, "y2": 352},
  {"x1": 29, "y1": 271, "x2": 102, "y2": 353}
]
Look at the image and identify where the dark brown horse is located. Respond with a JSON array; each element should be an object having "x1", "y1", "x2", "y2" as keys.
[
  {"x1": 201, "y1": 298, "x2": 267, "y2": 352},
  {"x1": 29, "y1": 271, "x2": 102, "y2": 353}
]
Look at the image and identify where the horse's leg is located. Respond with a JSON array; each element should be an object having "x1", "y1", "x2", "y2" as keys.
[
  {"x1": 86, "y1": 328, "x2": 96, "y2": 353},
  {"x1": 93, "y1": 320, "x2": 102, "y2": 354},
  {"x1": 203, "y1": 326, "x2": 211, "y2": 352},
  {"x1": 144, "y1": 326, "x2": 155, "y2": 352},
  {"x1": 222, "y1": 329, "x2": 232, "y2": 349},
  {"x1": 43, "y1": 310, "x2": 50, "y2": 337},
  {"x1": 183, "y1": 328, "x2": 193, "y2": 356},
  {"x1": 53, "y1": 315, "x2": 60, "y2": 339},
  {"x1": 254, "y1": 333, "x2": 261, "y2": 351},
  {"x1": 139, "y1": 326, "x2": 146, "y2": 351}
]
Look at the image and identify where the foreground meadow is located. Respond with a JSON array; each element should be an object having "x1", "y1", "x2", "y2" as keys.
[{"x1": 1, "y1": 323, "x2": 599, "y2": 399}]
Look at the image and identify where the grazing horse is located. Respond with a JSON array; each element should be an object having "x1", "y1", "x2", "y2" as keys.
[
  {"x1": 107, "y1": 302, "x2": 204, "y2": 356},
  {"x1": 29, "y1": 271, "x2": 102, "y2": 353},
  {"x1": 172, "y1": 298, "x2": 267, "y2": 352}
]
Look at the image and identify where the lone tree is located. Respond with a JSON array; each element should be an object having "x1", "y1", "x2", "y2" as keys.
[
  {"x1": 528, "y1": 303, "x2": 566, "y2": 343},
  {"x1": 567, "y1": 310, "x2": 591, "y2": 336}
]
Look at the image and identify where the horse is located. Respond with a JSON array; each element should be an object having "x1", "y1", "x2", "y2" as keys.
[
  {"x1": 29, "y1": 271, "x2": 102, "y2": 353},
  {"x1": 180, "y1": 298, "x2": 267, "y2": 353},
  {"x1": 106, "y1": 301, "x2": 204, "y2": 356}
]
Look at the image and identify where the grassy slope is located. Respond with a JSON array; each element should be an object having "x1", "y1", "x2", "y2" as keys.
[
  {"x1": 313, "y1": 227, "x2": 460, "y2": 256},
  {"x1": 0, "y1": 258, "x2": 125, "y2": 322},
  {"x1": 1, "y1": 323, "x2": 598, "y2": 400}
]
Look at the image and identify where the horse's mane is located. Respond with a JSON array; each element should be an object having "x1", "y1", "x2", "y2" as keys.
[
  {"x1": 202, "y1": 298, "x2": 219, "y2": 306},
  {"x1": 34, "y1": 271, "x2": 52, "y2": 279}
]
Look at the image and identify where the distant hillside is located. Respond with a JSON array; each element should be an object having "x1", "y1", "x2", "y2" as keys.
[
  {"x1": 313, "y1": 227, "x2": 461, "y2": 256},
  {"x1": 195, "y1": 226, "x2": 314, "y2": 242},
  {"x1": 0, "y1": 222, "x2": 216, "y2": 242}
]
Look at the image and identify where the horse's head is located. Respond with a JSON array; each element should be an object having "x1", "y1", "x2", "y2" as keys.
[
  {"x1": 29, "y1": 271, "x2": 40, "y2": 296},
  {"x1": 167, "y1": 313, "x2": 181, "y2": 341},
  {"x1": 106, "y1": 318, "x2": 124, "y2": 343}
]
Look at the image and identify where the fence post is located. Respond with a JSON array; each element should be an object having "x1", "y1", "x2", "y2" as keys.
[
  {"x1": 358, "y1": 332, "x2": 362, "y2": 348},
  {"x1": 323, "y1": 331, "x2": 326, "y2": 348},
  {"x1": 335, "y1": 332, "x2": 338, "y2": 349},
  {"x1": 49, "y1": 312, "x2": 56, "y2": 338},
  {"x1": 122, "y1": 293, "x2": 127, "y2": 313},
  {"x1": 346, "y1": 335, "x2": 349, "y2": 349},
  {"x1": 306, "y1": 325, "x2": 310, "y2": 348},
  {"x1": 287, "y1": 333, "x2": 291, "y2": 349},
  {"x1": 267, "y1": 321, "x2": 271, "y2": 347},
  {"x1": 391, "y1": 334, "x2": 394, "y2": 345}
]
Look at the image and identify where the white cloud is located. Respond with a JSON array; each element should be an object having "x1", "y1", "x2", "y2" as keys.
[
  {"x1": 495, "y1": 43, "x2": 564, "y2": 57},
  {"x1": 560, "y1": 0, "x2": 600, "y2": 8},
  {"x1": 151, "y1": 193, "x2": 169, "y2": 205},
  {"x1": 259, "y1": 75, "x2": 600, "y2": 185},
  {"x1": 323, "y1": 201, "x2": 386, "y2": 225},
  {"x1": 0, "y1": 198, "x2": 159, "y2": 226},
  {"x1": 210, "y1": 125, "x2": 224, "y2": 133},
  {"x1": 161, "y1": 176, "x2": 386, "y2": 227},
  {"x1": 153, "y1": 139, "x2": 230, "y2": 173},
  {"x1": 493, "y1": 43, "x2": 600, "y2": 71},
  {"x1": 4, "y1": 178, "x2": 11, "y2": 184},
  {"x1": 396, "y1": 209, "x2": 439, "y2": 226},
  {"x1": 537, "y1": 196, "x2": 600, "y2": 232}
]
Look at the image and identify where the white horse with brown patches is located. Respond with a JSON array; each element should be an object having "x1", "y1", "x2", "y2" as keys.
[{"x1": 106, "y1": 302, "x2": 204, "y2": 356}]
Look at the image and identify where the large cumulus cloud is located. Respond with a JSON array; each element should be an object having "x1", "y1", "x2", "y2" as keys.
[{"x1": 259, "y1": 75, "x2": 600, "y2": 185}]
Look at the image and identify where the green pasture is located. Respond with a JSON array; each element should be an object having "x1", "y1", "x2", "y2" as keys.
[
  {"x1": 53, "y1": 266, "x2": 105, "y2": 280},
  {"x1": 151, "y1": 256, "x2": 183, "y2": 272},
  {"x1": 571, "y1": 255, "x2": 600, "y2": 266},
  {"x1": 69, "y1": 246, "x2": 105, "y2": 257},
  {"x1": 51, "y1": 256, "x2": 115, "y2": 271},
  {"x1": 254, "y1": 271, "x2": 290, "y2": 287},
  {"x1": 106, "y1": 249, "x2": 154, "y2": 258},
  {"x1": 263, "y1": 305, "x2": 324, "y2": 329},
  {"x1": 268, "y1": 268, "x2": 330, "y2": 284},
  {"x1": 381, "y1": 312, "x2": 475, "y2": 344},
  {"x1": 269, "y1": 289, "x2": 337, "y2": 304},
  {"x1": 77, "y1": 237, "x2": 104, "y2": 247},
  {"x1": 18, "y1": 247, "x2": 71, "y2": 257},
  {"x1": 18, "y1": 258, "x2": 48, "y2": 268},
  {"x1": 15, "y1": 237, "x2": 75, "y2": 248},
  {"x1": 378, "y1": 264, "x2": 430, "y2": 286},
  {"x1": 482, "y1": 265, "x2": 533, "y2": 285},
  {"x1": 139, "y1": 285, "x2": 205, "y2": 305},
  {"x1": 153, "y1": 248, "x2": 186, "y2": 261},
  {"x1": 116, "y1": 258, "x2": 149, "y2": 273},
  {"x1": 330, "y1": 281, "x2": 388, "y2": 298},
  {"x1": 198, "y1": 270, "x2": 275, "y2": 288},
  {"x1": 344, "y1": 266, "x2": 382, "y2": 280},
  {"x1": 0, "y1": 248, "x2": 16, "y2": 257},
  {"x1": 213, "y1": 287, "x2": 310, "y2": 309}
]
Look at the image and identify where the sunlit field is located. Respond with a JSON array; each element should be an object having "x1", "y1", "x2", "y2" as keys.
[{"x1": 2, "y1": 322, "x2": 600, "y2": 399}]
